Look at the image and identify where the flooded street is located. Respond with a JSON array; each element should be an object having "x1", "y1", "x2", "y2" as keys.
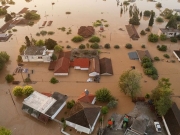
[{"x1": 0, "y1": 0, "x2": 180, "y2": 134}]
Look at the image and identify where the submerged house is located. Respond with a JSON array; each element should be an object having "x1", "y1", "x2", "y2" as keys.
[
  {"x1": 78, "y1": 26, "x2": 95, "y2": 38},
  {"x1": 99, "y1": 58, "x2": 113, "y2": 75},
  {"x1": 21, "y1": 46, "x2": 54, "y2": 62},
  {"x1": 164, "y1": 102, "x2": 180, "y2": 135},
  {"x1": 89, "y1": 57, "x2": 100, "y2": 77},
  {"x1": 125, "y1": 25, "x2": 140, "y2": 40},
  {"x1": 77, "y1": 89, "x2": 96, "y2": 104},
  {"x1": 65, "y1": 101, "x2": 101, "y2": 134},
  {"x1": 158, "y1": 28, "x2": 180, "y2": 38},
  {"x1": 136, "y1": 50, "x2": 152, "y2": 62},
  {"x1": 173, "y1": 50, "x2": 180, "y2": 61},
  {"x1": 22, "y1": 91, "x2": 67, "y2": 123},
  {"x1": 0, "y1": 33, "x2": 12, "y2": 42},
  {"x1": 72, "y1": 58, "x2": 90, "y2": 70}
]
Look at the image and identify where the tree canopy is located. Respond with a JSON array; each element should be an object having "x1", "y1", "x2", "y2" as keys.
[
  {"x1": 0, "y1": 127, "x2": 11, "y2": 135},
  {"x1": 54, "y1": 45, "x2": 63, "y2": 53},
  {"x1": 45, "y1": 38, "x2": 57, "y2": 50},
  {"x1": 95, "y1": 88, "x2": 114, "y2": 102},
  {"x1": 166, "y1": 15, "x2": 177, "y2": 29},
  {"x1": 129, "y1": 11, "x2": 140, "y2": 25},
  {"x1": 118, "y1": 70, "x2": 142, "y2": 99},
  {"x1": 24, "y1": 11, "x2": 40, "y2": 20},
  {"x1": 149, "y1": 11, "x2": 155, "y2": 26},
  {"x1": 0, "y1": 51, "x2": 10, "y2": 71},
  {"x1": 151, "y1": 78, "x2": 173, "y2": 116}
]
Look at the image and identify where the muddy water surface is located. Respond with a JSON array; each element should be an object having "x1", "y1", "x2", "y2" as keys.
[{"x1": 0, "y1": 0, "x2": 180, "y2": 135}]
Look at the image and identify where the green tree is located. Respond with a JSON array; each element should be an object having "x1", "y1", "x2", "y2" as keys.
[
  {"x1": 95, "y1": 88, "x2": 114, "y2": 102},
  {"x1": 160, "y1": 8, "x2": 173, "y2": 19},
  {"x1": 156, "y1": 17, "x2": 164, "y2": 22},
  {"x1": 0, "y1": 127, "x2": 11, "y2": 135},
  {"x1": 23, "y1": 85, "x2": 34, "y2": 96},
  {"x1": 50, "y1": 77, "x2": 58, "y2": 84},
  {"x1": 35, "y1": 39, "x2": 44, "y2": 46},
  {"x1": 17, "y1": 55, "x2": 23, "y2": 63},
  {"x1": 5, "y1": 14, "x2": 12, "y2": 22},
  {"x1": 13, "y1": 86, "x2": 23, "y2": 96},
  {"x1": 79, "y1": 44, "x2": 85, "y2": 49},
  {"x1": 67, "y1": 100, "x2": 75, "y2": 109},
  {"x1": 118, "y1": 70, "x2": 142, "y2": 100},
  {"x1": 24, "y1": 11, "x2": 40, "y2": 20},
  {"x1": 25, "y1": 36, "x2": 31, "y2": 46},
  {"x1": 19, "y1": 45, "x2": 26, "y2": 54},
  {"x1": 71, "y1": 36, "x2": 84, "y2": 43},
  {"x1": 88, "y1": 36, "x2": 100, "y2": 43},
  {"x1": 151, "y1": 78, "x2": 173, "y2": 116},
  {"x1": 0, "y1": 51, "x2": 10, "y2": 70},
  {"x1": 54, "y1": 45, "x2": 63, "y2": 53},
  {"x1": 5, "y1": 74, "x2": 14, "y2": 83},
  {"x1": 143, "y1": 10, "x2": 151, "y2": 17},
  {"x1": 45, "y1": 38, "x2": 57, "y2": 50},
  {"x1": 166, "y1": 15, "x2": 177, "y2": 29},
  {"x1": 101, "y1": 106, "x2": 109, "y2": 115},
  {"x1": 148, "y1": 33, "x2": 158, "y2": 42},
  {"x1": 129, "y1": 11, "x2": 140, "y2": 25},
  {"x1": 156, "y1": 2, "x2": 162, "y2": 8},
  {"x1": 149, "y1": 11, "x2": 155, "y2": 26},
  {"x1": 0, "y1": 8, "x2": 7, "y2": 16},
  {"x1": 107, "y1": 100, "x2": 118, "y2": 109},
  {"x1": 160, "y1": 34, "x2": 167, "y2": 41}
]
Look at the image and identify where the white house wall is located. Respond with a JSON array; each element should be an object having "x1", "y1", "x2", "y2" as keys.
[
  {"x1": 66, "y1": 121, "x2": 91, "y2": 134},
  {"x1": 54, "y1": 73, "x2": 68, "y2": 76},
  {"x1": 74, "y1": 66, "x2": 89, "y2": 70},
  {"x1": 91, "y1": 97, "x2": 96, "y2": 105},
  {"x1": 173, "y1": 51, "x2": 180, "y2": 61},
  {"x1": 100, "y1": 73, "x2": 112, "y2": 76},
  {"x1": 90, "y1": 111, "x2": 101, "y2": 133},
  {"x1": 21, "y1": 55, "x2": 51, "y2": 62}
]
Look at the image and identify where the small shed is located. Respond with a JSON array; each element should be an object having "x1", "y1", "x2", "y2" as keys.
[{"x1": 99, "y1": 58, "x2": 113, "y2": 75}]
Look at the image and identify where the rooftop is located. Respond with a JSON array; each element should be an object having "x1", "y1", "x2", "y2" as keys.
[
  {"x1": 78, "y1": 26, "x2": 95, "y2": 38},
  {"x1": 23, "y1": 91, "x2": 56, "y2": 114},
  {"x1": 73, "y1": 58, "x2": 90, "y2": 68},
  {"x1": 136, "y1": 50, "x2": 151, "y2": 62},
  {"x1": 160, "y1": 28, "x2": 180, "y2": 33},
  {"x1": 125, "y1": 25, "x2": 140, "y2": 40},
  {"x1": 54, "y1": 57, "x2": 70, "y2": 73},
  {"x1": 99, "y1": 58, "x2": 113, "y2": 75},
  {"x1": 24, "y1": 46, "x2": 46, "y2": 55},
  {"x1": 173, "y1": 50, "x2": 180, "y2": 58}
]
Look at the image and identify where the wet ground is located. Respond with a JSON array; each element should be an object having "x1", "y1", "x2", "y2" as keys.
[{"x1": 0, "y1": 0, "x2": 180, "y2": 135}]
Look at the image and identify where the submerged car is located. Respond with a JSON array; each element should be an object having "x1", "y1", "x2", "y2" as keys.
[{"x1": 154, "y1": 121, "x2": 162, "y2": 132}]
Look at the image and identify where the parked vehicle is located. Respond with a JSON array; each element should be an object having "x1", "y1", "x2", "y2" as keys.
[{"x1": 154, "y1": 122, "x2": 162, "y2": 132}]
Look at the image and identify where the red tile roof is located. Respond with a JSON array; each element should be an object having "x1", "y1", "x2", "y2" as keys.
[
  {"x1": 54, "y1": 57, "x2": 70, "y2": 73},
  {"x1": 77, "y1": 92, "x2": 95, "y2": 104},
  {"x1": 73, "y1": 58, "x2": 89, "y2": 68}
]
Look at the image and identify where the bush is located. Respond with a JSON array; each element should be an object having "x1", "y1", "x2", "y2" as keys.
[
  {"x1": 170, "y1": 37, "x2": 177, "y2": 43},
  {"x1": 36, "y1": 33, "x2": 40, "y2": 36},
  {"x1": 163, "y1": 54, "x2": 170, "y2": 58},
  {"x1": 141, "y1": 45, "x2": 146, "y2": 48},
  {"x1": 145, "y1": 94, "x2": 150, "y2": 99},
  {"x1": 142, "y1": 62, "x2": 153, "y2": 68},
  {"x1": 156, "y1": 17, "x2": 164, "y2": 22},
  {"x1": 71, "y1": 36, "x2": 84, "y2": 42},
  {"x1": 145, "y1": 27, "x2": 150, "y2": 32},
  {"x1": 123, "y1": 1, "x2": 129, "y2": 5},
  {"x1": 156, "y1": 2, "x2": 162, "y2": 8},
  {"x1": 48, "y1": 31, "x2": 55, "y2": 35},
  {"x1": 158, "y1": 45, "x2": 167, "y2": 51},
  {"x1": 51, "y1": 53, "x2": 57, "y2": 61},
  {"x1": 24, "y1": 11, "x2": 40, "y2": 20},
  {"x1": 79, "y1": 44, "x2": 86, "y2": 49},
  {"x1": 154, "y1": 56, "x2": 160, "y2": 61},
  {"x1": 160, "y1": 34, "x2": 167, "y2": 41},
  {"x1": 24, "y1": 77, "x2": 32, "y2": 83},
  {"x1": 107, "y1": 100, "x2": 118, "y2": 109},
  {"x1": 23, "y1": 85, "x2": 34, "y2": 96},
  {"x1": 67, "y1": 100, "x2": 75, "y2": 109},
  {"x1": 152, "y1": 74, "x2": 158, "y2": 80},
  {"x1": 40, "y1": 30, "x2": 47, "y2": 36},
  {"x1": 0, "y1": 127, "x2": 11, "y2": 135},
  {"x1": 104, "y1": 43, "x2": 110, "y2": 49},
  {"x1": 66, "y1": 45, "x2": 71, "y2": 48},
  {"x1": 13, "y1": 86, "x2": 23, "y2": 96},
  {"x1": 114, "y1": 45, "x2": 120, "y2": 49},
  {"x1": 17, "y1": 55, "x2": 23, "y2": 63},
  {"x1": 148, "y1": 33, "x2": 159, "y2": 42},
  {"x1": 95, "y1": 88, "x2": 114, "y2": 102},
  {"x1": 144, "y1": 67, "x2": 157, "y2": 75},
  {"x1": 125, "y1": 43, "x2": 132, "y2": 49},
  {"x1": 54, "y1": 45, "x2": 63, "y2": 53},
  {"x1": 140, "y1": 30, "x2": 146, "y2": 35},
  {"x1": 90, "y1": 43, "x2": 99, "y2": 49},
  {"x1": 88, "y1": 36, "x2": 100, "y2": 43},
  {"x1": 144, "y1": 10, "x2": 151, "y2": 17},
  {"x1": 50, "y1": 77, "x2": 58, "y2": 84},
  {"x1": 101, "y1": 106, "x2": 109, "y2": 115},
  {"x1": 5, "y1": 74, "x2": 14, "y2": 83}
]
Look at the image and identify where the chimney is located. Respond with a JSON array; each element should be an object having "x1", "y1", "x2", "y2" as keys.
[{"x1": 84, "y1": 89, "x2": 89, "y2": 95}]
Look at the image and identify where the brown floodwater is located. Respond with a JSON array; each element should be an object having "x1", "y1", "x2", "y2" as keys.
[{"x1": 0, "y1": 0, "x2": 180, "y2": 135}]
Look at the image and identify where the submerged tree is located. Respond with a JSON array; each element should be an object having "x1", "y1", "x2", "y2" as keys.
[
  {"x1": 151, "y1": 78, "x2": 173, "y2": 116},
  {"x1": 0, "y1": 127, "x2": 11, "y2": 135},
  {"x1": 129, "y1": 11, "x2": 140, "y2": 25},
  {"x1": 25, "y1": 36, "x2": 31, "y2": 46},
  {"x1": 118, "y1": 70, "x2": 142, "y2": 100},
  {"x1": 166, "y1": 15, "x2": 178, "y2": 29},
  {"x1": 149, "y1": 11, "x2": 155, "y2": 26}
]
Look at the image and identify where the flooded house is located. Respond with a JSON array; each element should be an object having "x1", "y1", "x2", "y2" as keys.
[
  {"x1": 89, "y1": 57, "x2": 100, "y2": 77},
  {"x1": 72, "y1": 58, "x2": 90, "y2": 70},
  {"x1": 65, "y1": 101, "x2": 101, "y2": 134},
  {"x1": 22, "y1": 91, "x2": 67, "y2": 123},
  {"x1": 21, "y1": 46, "x2": 54, "y2": 62},
  {"x1": 158, "y1": 28, "x2": 180, "y2": 38},
  {"x1": 173, "y1": 50, "x2": 180, "y2": 61},
  {"x1": 77, "y1": 89, "x2": 96, "y2": 104},
  {"x1": 99, "y1": 58, "x2": 113, "y2": 75}
]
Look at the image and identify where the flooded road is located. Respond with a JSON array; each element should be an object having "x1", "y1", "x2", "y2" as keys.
[{"x1": 0, "y1": 0, "x2": 180, "y2": 134}]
